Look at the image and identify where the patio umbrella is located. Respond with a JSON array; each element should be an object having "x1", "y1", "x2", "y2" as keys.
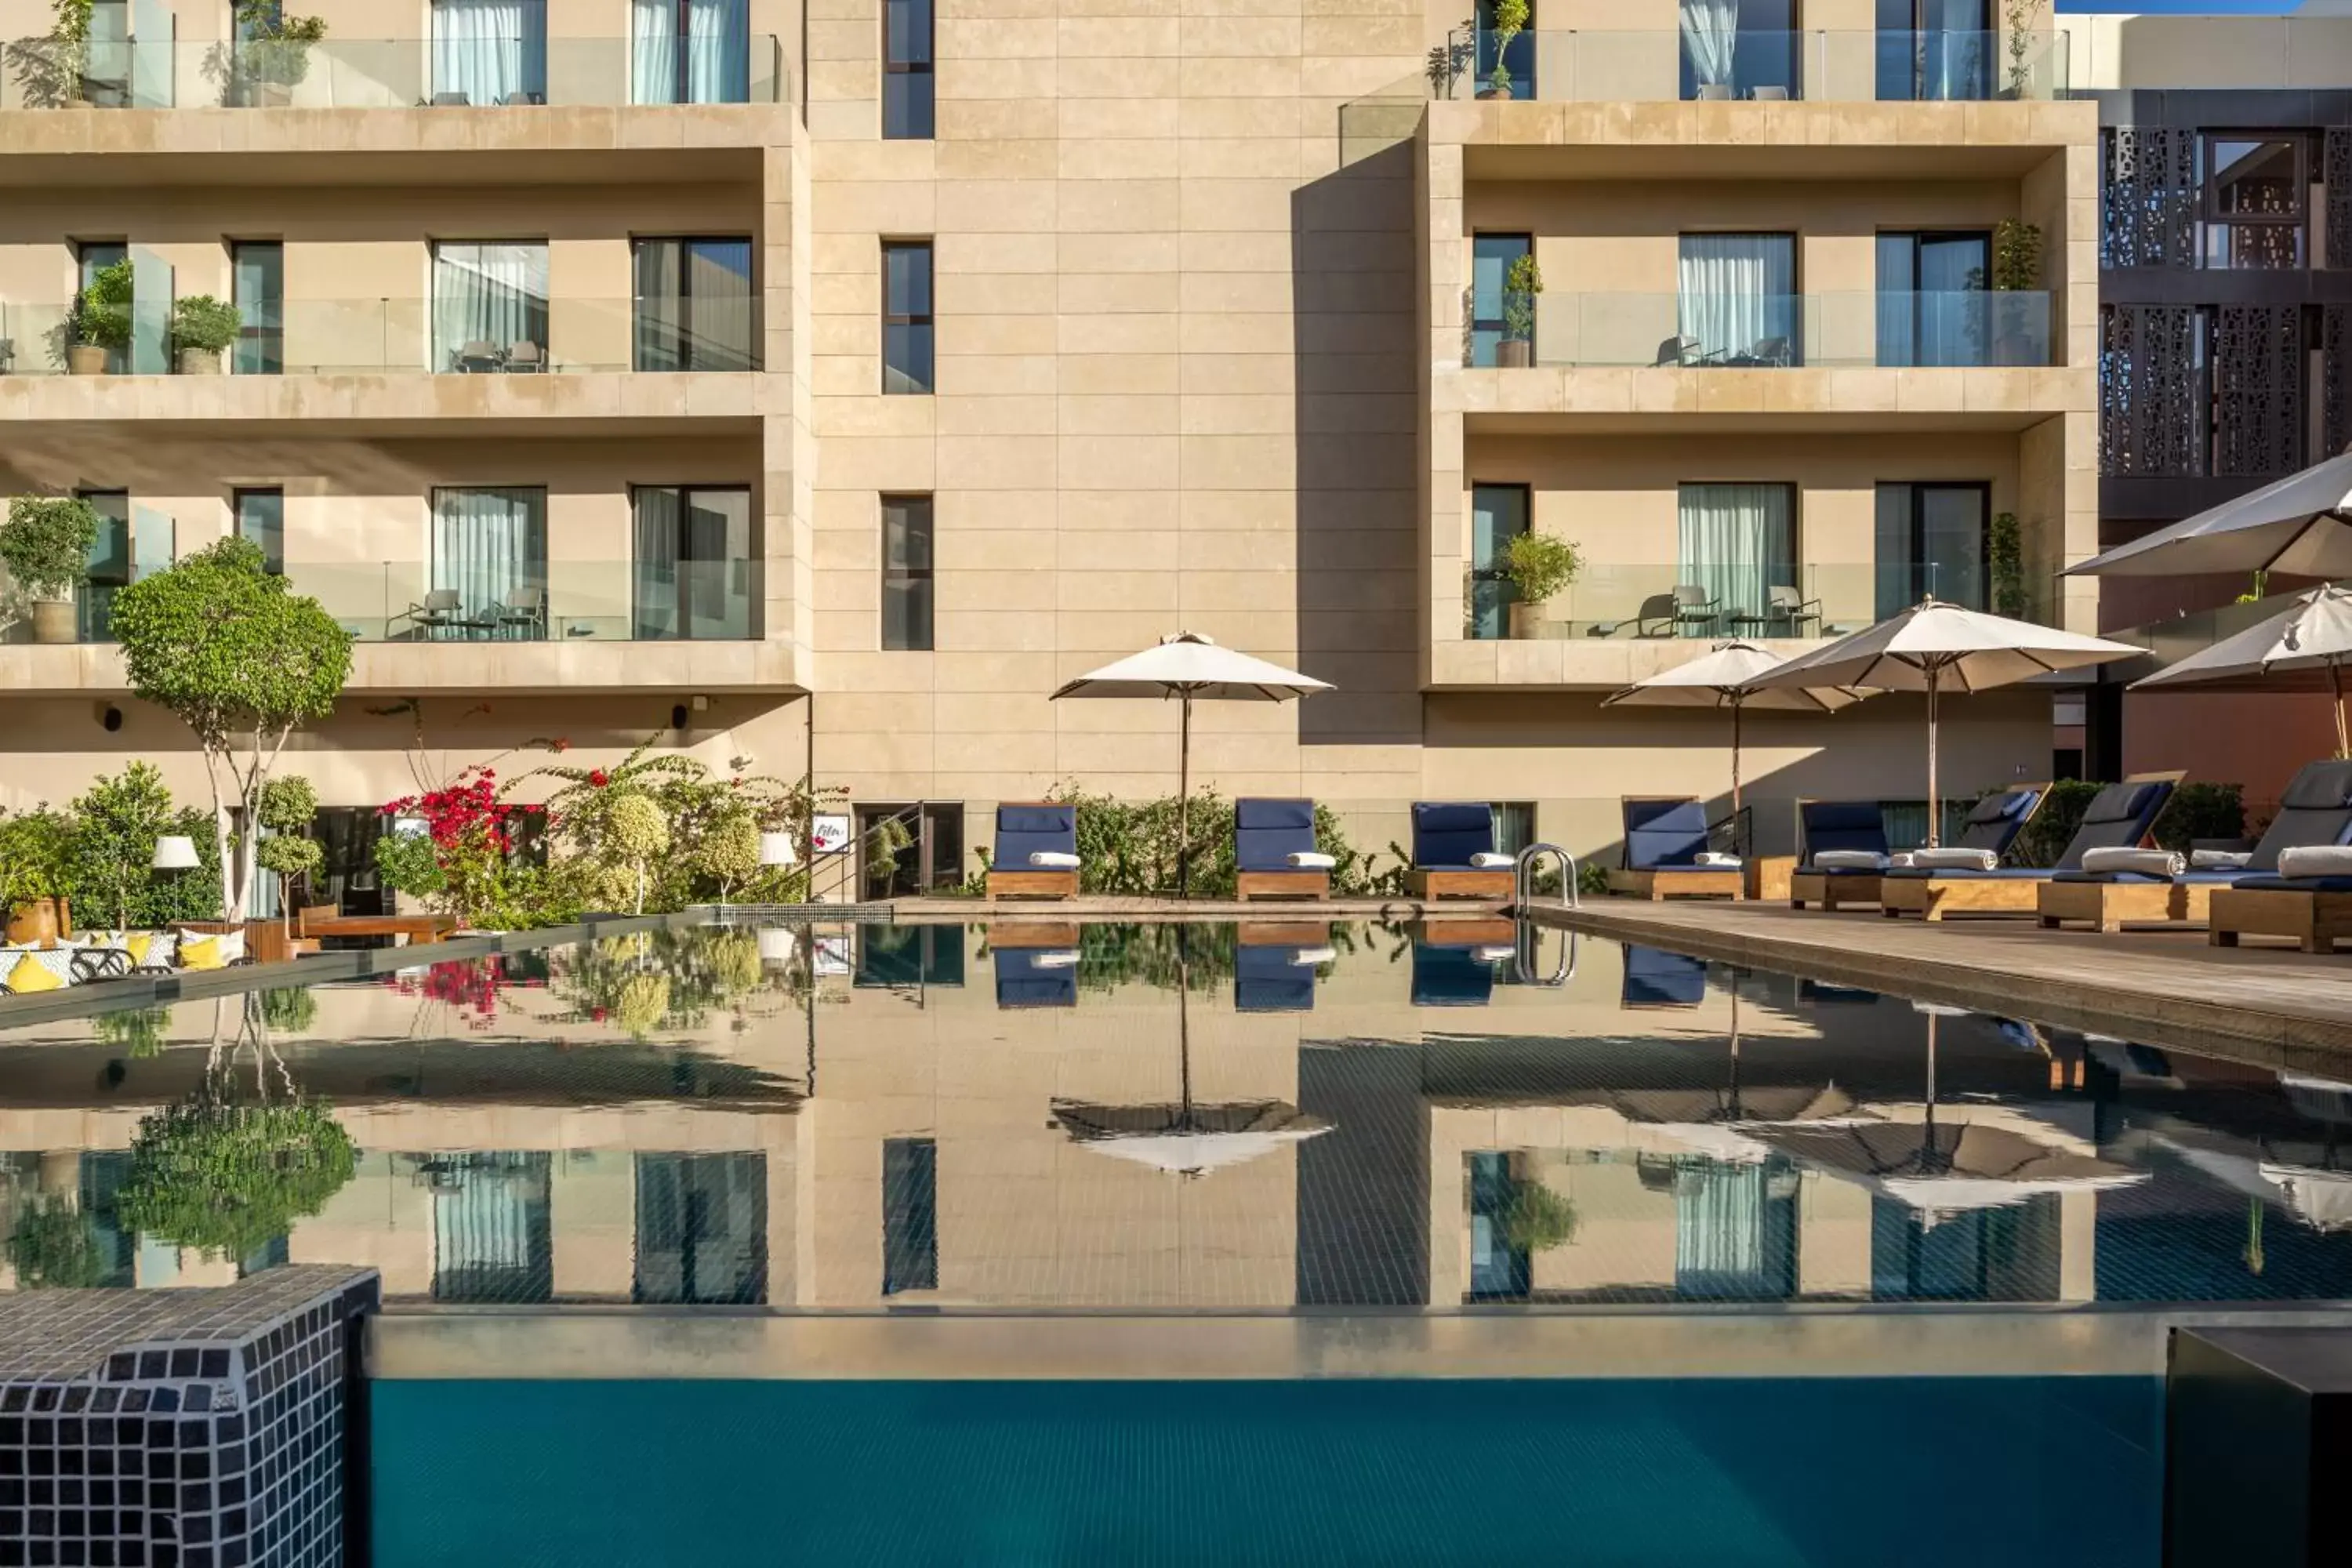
[
  {"x1": 1601, "y1": 641, "x2": 1866, "y2": 834},
  {"x1": 1051, "y1": 632, "x2": 1331, "y2": 897},
  {"x1": 1754, "y1": 600, "x2": 2138, "y2": 844},
  {"x1": 2067, "y1": 448, "x2": 2352, "y2": 579},
  {"x1": 2130, "y1": 583, "x2": 2352, "y2": 757}
]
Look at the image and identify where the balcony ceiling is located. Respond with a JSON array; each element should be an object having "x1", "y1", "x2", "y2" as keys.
[
  {"x1": 1460, "y1": 141, "x2": 2066, "y2": 182},
  {"x1": 1462, "y1": 408, "x2": 2061, "y2": 434}
]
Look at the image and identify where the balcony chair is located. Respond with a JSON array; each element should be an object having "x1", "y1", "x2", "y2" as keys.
[
  {"x1": 504, "y1": 90, "x2": 546, "y2": 105},
  {"x1": 1654, "y1": 334, "x2": 1704, "y2": 367},
  {"x1": 400, "y1": 587, "x2": 464, "y2": 641},
  {"x1": 1751, "y1": 85, "x2": 1789, "y2": 101},
  {"x1": 1232, "y1": 797, "x2": 1333, "y2": 901},
  {"x1": 1695, "y1": 83, "x2": 1734, "y2": 100},
  {"x1": 493, "y1": 585, "x2": 547, "y2": 640},
  {"x1": 1747, "y1": 336, "x2": 1793, "y2": 367},
  {"x1": 1881, "y1": 774, "x2": 2177, "y2": 922},
  {"x1": 504, "y1": 340, "x2": 544, "y2": 373},
  {"x1": 1729, "y1": 583, "x2": 1820, "y2": 638},
  {"x1": 1607, "y1": 797, "x2": 1744, "y2": 901},
  {"x1": 452, "y1": 339, "x2": 502, "y2": 373},
  {"x1": 1637, "y1": 583, "x2": 1722, "y2": 639},
  {"x1": 430, "y1": 91, "x2": 471, "y2": 107}
]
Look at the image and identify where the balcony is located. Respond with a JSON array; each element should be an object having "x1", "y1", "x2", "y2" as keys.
[
  {"x1": 0, "y1": 31, "x2": 788, "y2": 111},
  {"x1": 1432, "y1": 27, "x2": 2068, "y2": 103},
  {"x1": 1465, "y1": 292, "x2": 2055, "y2": 371}
]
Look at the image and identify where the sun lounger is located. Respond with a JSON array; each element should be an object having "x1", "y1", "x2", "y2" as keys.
[
  {"x1": 993, "y1": 945, "x2": 1079, "y2": 1007},
  {"x1": 1233, "y1": 797, "x2": 1331, "y2": 901},
  {"x1": 1621, "y1": 945, "x2": 1706, "y2": 1008},
  {"x1": 1788, "y1": 800, "x2": 1892, "y2": 911},
  {"x1": 986, "y1": 802, "x2": 1080, "y2": 899},
  {"x1": 2043, "y1": 760, "x2": 2352, "y2": 933},
  {"x1": 1403, "y1": 802, "x2": 1514, "y2": 900},
  {"x1": 1606, "y1": 797, "x2": 1744, "y2": 901},
  {"x1": 1881, "y1": 774, "x2": 2178, "y2": 922}
]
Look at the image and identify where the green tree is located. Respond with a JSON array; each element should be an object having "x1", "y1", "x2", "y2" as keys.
[
  {"x1": 255, "y1": 774, "x2": 324, "y2": 914},
  {"x1": 5, "y1": 1194, "x2": 108, "y2": 1289},
  {"x1": 107, "y1": 539, "x2": 353, "y2": 921},
  {"x1": 65, "y1": 762, "x2": 178, "y2": 931},
  {"x1": 1501, "y1": 1181, "x2": 1581, "y2": 1254}
]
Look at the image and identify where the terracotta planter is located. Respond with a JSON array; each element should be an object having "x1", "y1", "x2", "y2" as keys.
[
  {"x1": 67, "y1": 344, "x2": 108, "y2": 376},
  {"x1": 1476, "y1": 86, "x2": 1507, "y2": 100},
  {"x1": 1497, "y1": 339, "x2": 1532, "y2": 368},
  {"x1": 4, "y1": 897, "x2": 69, "y2": 949},
  {"x1": 30, "y1": 599, "x2": 76, "y2": 645},
  {"x1": 176, "y1": 347, "x2": 223, "y2": 376},
  {"x1": 1507, "y1": 601, "x2": 1541, "y2": 640}
]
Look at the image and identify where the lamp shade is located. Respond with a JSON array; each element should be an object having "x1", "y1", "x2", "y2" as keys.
[
  {"x1": 151, "y1": 835, "x2": 200, "y2": 870},
  {"x1": 758, "y1": 830, "x2": 797, "y2": 867}
]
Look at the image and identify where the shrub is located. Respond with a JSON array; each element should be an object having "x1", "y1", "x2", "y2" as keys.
[
  {"x1": 1499, "y1": 532, "x2": 1582, "y2": 606},
  {"x1": 169, "y1": 295, "x2": 242, "y2": 357},
  {"x1": 2154, "y1": 782, "x2": 2245, "y2": 853},
  {"x1": 93, "y1": 1006, "x2": 169, "y2": 1059},
  {"x1": 2007, "y1": 779, "x2": 2102, "y2": 868},
  {"x1": 0, "y1": 805, "x2": 74, "y2": 906},
  {"x1": 1501, "y1": 1181, "x2": 1580, "y2": 1254},
  {"x1": 0, "y1": 494, "x2": 100, "y2": 601},
  {"x1": 1038, "y1": 785, "x2": 1378, "y2": 898},
  {"x1": 118, "y1": 1097, "x2": 356, "y2": 1264},
  {"x1": 5, "y1": 1196, "x2": 107, "y2": 1289},
  {"x1": 73, "y1": 257, "x2": 133, "y2": 352}
]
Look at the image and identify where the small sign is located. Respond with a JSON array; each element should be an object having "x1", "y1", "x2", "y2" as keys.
[
  {"x1": 812, "y1": 935, "x2": 853, "y2": 976},
  {"x1": 810, "y1": 814, "x2": 852, "y2": 855}
]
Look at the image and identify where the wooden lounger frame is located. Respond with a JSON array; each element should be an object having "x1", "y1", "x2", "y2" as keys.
[
  {"x1": 2036, "y1": 876, "x2": 2219, "y2": 934},
  {"x1": 1403, "y1": 869, "x2": 1513, "y2": 900},
  {"x1": 1607, "y1": 867, "x2": 1745, "y2": 901},
  {"x1": 1236, "y1": 869, "x2": 1331, "y2": 901},
  {"x1": 1788, "y1": 869, "x2": 1881, "y2": 912},
  {"x1": 1882, "y1": 775, "x2": 2174, "y2": 923},
  {"x1": 2208, "y1": 887, "x2": 2352, "y2": 954}
]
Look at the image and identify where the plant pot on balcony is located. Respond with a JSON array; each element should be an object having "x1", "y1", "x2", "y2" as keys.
[
  {"x1": 67, "y1": 345, "x2": 108, "y2": 376},
  {"x1": 29, "y1": 598, "x2": 77, "y2": 644},
  {"x1": 1507, "y1": 601, "x2": 1541, "y2": 640},
  {"x1": 1497, "y1": 339, "x2": 1532, "y2": 368},
  {"x1": 176, "y1": 347, "x2": 223, "y2": 376}
]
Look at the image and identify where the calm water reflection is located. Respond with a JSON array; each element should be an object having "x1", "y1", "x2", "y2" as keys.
[{"x1": 3, "y1": 920, "x2": 2350, "y2": 1310}]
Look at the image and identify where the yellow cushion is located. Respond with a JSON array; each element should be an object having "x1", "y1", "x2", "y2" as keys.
[
  {"x1": 177, "y1": 936, "x2": 223, "y2": 971},
  {"x1": 122, "y1": 933, "x2": 154, "y2": 967},
  {"x1": 5, "y1": 953, "x2": 64, "y2": 994}
]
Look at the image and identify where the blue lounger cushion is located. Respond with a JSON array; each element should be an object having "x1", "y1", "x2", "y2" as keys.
[
  {"x1": 1624, "y1": 798, "x2": 1711, "y2": 871},
  {"x1": 1955, "y1": 787, "x2": 2042, "y2": 855},
  {"x1": 995, "y1": 803, "x2": 1076, "y2": 869},
  {"x1": 1622, "y1": 946, "x2": 1706, "y2": 1007},
  {"x1": 2227, "y1": 874, "x2": 2352, "y2": 894},
  {"x1": 1235, "y1": 797, "x2": 1318, "y2": 873},
  {"x1": 994, "y1": 949, "x2": 1076, "y2": 1008},
  {"x1": 1413, "y1": 801, "x2": 1495, "y2": 869},
  {"x1": 2060, "y1": 760, "x2": 2352, "y2": 885},
  {"x1": 1802, "y1": 800, "x2": 1887, "y2": 861},
  {"x1": 1888, "y1": 779, "x2": 2174, "y2": 880},
  {"x1": 1235, "y1": 943, "x2": 1316, "y2": 1013},
  {"x1": 1410, "y1": 942, "x2": 1494, "y2": 1006}
]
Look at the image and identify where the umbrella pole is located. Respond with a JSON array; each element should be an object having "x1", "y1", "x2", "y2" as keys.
[
  {"x1": 1926, "y1": 665, "x2": 1942, "y2": 848},
  {"x1": 2334, "y1": 661, "x2": 2349, "y2": 761},
  {"x1": 1178, "y1": 691, "x2": 1193, "y2": 900},
  {"x1": 1730, "y1": 695, "x2": 1744, "y2": 855}
]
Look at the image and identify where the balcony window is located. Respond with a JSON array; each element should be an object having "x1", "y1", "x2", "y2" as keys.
[
  {"x1": 1677, "y1": 233, "x2": 1798, "y2": 366},
  {"x1": 1875, "y1": 230, "x2": 1987, "y2": 367},
  {"x1": 1468, "y1": 483, "x2": 1528, "y2": 640},
  {"x1": 231, "y1": 241, "x2": 282, "y2": 375},
  {"x1": 76, "y1": 241, "x2": 128, "y2": 375},
  {"x1": 882, "y1": 240, "x2": 933, "y2": 394},
  {"x1": 881, "y1": 494, "x2": 934, "y2": 650},
  {"x1": 431, "y1": 241, "x2": 548, "y2": 372},
  {"x1": 633, "y1": 1153, "x2": 768, "y2": 1305},
  {"x1": 1468, "y1": 233, "x2": 1531, "y2": 368},
  {"x1": 430, "y1": 0, "x2": 548, "y2": 107},
  {"x1": 77, "y1": 490, "x2": 130, "y2": 643},
  {"x1": 1875, "y1": 481, "x2": 1987, "y2": 616},
  {"x1": 632, "y1": 485, "x2": 751, "y2": 640},
  {"x1": 1679, "y1": 0, "x2": 1799, "y2": 103},
  {"x1": 1473, "y1": 0, "x2": 1536, "y2": 100},
  {"x1": 631, "y1": 0, "x2": 753, "y2": 105},
  {"x1": 1876, "y1": 0, "x2": 1991, "y2": 103},
  {"x1": 234, "y1": 488, "x2": 284, "y2": 575},
  {"x1": 2201, "y1": 136, "x2": 2307, "y2": 270},
  {"x1": 882, "y1": 1138, "x2": 938, "y2": 1295},
  {"x1": 427, "y1": 486, "x2": 547, "y2": 641},
  {"x1": 884, "y1": 0, "x2": 935, "y2": 138},
  {"x1": 633, "y1": 238, "x2": 755, "y2": 372},
  {"x1": 430, "y1": 1152, "x2": 553, "y2": 1303},
  {"x1": 1677, "y1": 482, "x2": 1796, "y2": 639}
]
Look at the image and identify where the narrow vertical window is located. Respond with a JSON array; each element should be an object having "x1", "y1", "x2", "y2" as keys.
[
  {"x1": 881, "y1": 495, "x2": 935, "y2": 651},
  {"x1": 883, "y1": 0, "x2": 933, "y2": 139},
  {"x1": 230, "y1": 241, "x2": 282, "y2": 374},
  {"x1": 234, "y1": 488, "x2": 285, "y2": 575},
  {"x1": 881, "y1": 240, "x2": 933, "y2": 394},
  {"x1": 882, "y1": 1138, "x2": 938, "y2": 1295}
]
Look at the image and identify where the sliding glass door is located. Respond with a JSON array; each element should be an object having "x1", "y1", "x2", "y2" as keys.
[
  {"x1": 431, "y1": 241, "x2": 549, "y2": 371},
  {"x1": 1676, "y1": 234, "x2": 1798, "y2": 365},
  {"x1": 1680, "y1": 0, "x2": 1800, "y2": 101},
  {"x1": 632, "y1": 0, "x2": 752, "y2": 103},
  {"x1": 1877, "y1": 0, "x2": 1991, "y2": 102},
  {"x1": 1469, "y1": 483, "x2": 1528, "y2": 640},
  {"x1": 633, "y1": 238, "x2": 755, "y2": 371},
  {"x1": 431, "y1": 0, "x2": 548, "y2": 106},
  {"x1": 1875, "y1": 481, "x2": 1988, "y2": 615},
  {"x1": 432, "y1": 486, "x2": 547, "y2": 639},
  {"x1": 1468, "y1": 233, "x2": 1530, "y2": 368},
  {"x1": 633, "y1": 485, "x2": 752, "y2": 640},
  {"x1": 232, "y1": 241, "x2": 282, "y2": 375},
  {"x1": 1678, "y1": 482, "x2": 1796, "y2": 637},
  {"x1": 1876, "y1": 230, "x2": 1989, "y2": 367}
]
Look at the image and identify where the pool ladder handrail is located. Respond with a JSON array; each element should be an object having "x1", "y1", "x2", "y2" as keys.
[{"x1": 1514, "y1": 843, "x2": 1577, "y2": 910}]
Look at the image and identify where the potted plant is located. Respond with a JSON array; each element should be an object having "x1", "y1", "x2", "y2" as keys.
[
  {"x1": 1479, "y1": 0, "x2": 1526, "y2": 99},
  {"x1": 229, "y1": 1, "x2": 328, "y2": 108},
  {"x1": 1497, "y1": 252, "x2": 1541, "y2": 368},
  {"x1": 169, "y1": 294, "x2": 241, "y2": 375},
  {"x1": 1497, "y1": 529, "x2": 1582, "y2": 639},
  {"x1": 67, "y1": 256, "x2": 131, "y2": 375},
  {"x1": 0, "y1": 805, "x2": 75, "y2": 946},
  {"x1": 1991, "y1": 218, "x2": 2042, "y2": 366},
  {"x1": 0, "y1": 495, "x2": 99, "y2": 645},
  {"x1": 3, "y1": 0, "x2": 95, "y2": 111}
]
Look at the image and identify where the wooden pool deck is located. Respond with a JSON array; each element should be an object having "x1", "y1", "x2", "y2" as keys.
[{"x1": 1534, "y1": 900, "x2": 2352, "y2": 1063}]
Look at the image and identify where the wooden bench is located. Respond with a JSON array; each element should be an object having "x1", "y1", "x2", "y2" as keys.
[{"x1": 295, "y1": 907, "x2": 459, "y2": 946}]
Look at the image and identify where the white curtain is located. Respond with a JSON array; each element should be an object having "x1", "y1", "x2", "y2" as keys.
[
  {"x1": 433, "y1": 0, "x2": 546, "y2": 105},
  {"x1": 1676, "y1": 232, "x2": 1795, "y2": 363},
  {"x1": 1679, "y1": 0, "x2": 1739, "y2": 93},
  {"x1": 1675, "y1": 1161, "x2": 1772, "y2": 1295},
  {"x1": 1679, "y1": 483, "x2": 1794, "y2": 633},
  {"x1": 631, "y1": 0, "x2": 679, "y2": 103},
  {"x1": 432, "y1": 241, "x2": 549, "y2": 368},
  {"x1": 433, "y1": 488, "x2": 547, "y2": 635},
  {"x1": 633, "y1": 0, "x2": 750, "y2": 103}
]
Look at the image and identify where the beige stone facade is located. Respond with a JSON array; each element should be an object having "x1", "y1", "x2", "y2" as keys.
[{"x1": 0, "y1": 0, "x2": 2099, "y2": 875}]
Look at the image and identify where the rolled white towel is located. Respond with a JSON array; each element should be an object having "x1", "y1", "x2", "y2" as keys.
[
  {"x1": 1289, "y1": 946, "x2": 1338, "y2": 967},
  {"x1": 2079, "y1": 846, "x2": 2186, "y2": 877},
  {"x1": 1468, "y1": 851, "x2": 1515, "y2": 869},
  {"x1": 1029, "y1": 949, "x2": 1082, "y2": 969},
  {"x1": 1906, "y1": 847, "x2": 1998, "y2": 872},
  {"x1": 2190, "y1": 849, "x2": 2252, "y2": 869},
  {"x1": 1887, "y1": 851, "x2": 1917, "y2": 868},
  {"x1": 1286, "y1": 851, "x2": 1337, "y2": 869},
  {"x1": 2278, "y1": 844, "x2": 2352, "y2": 878},
  {"x1": 1026, "y1": 850, "x2": 1080, "y2": 869},
  {"x1": 1692, "y1": 851, "x2": 1743, "y2": 868},
  {"x1": 1472, "y1": 945, "x2": 1518, "y2": 962},
  {"x1": 1810, "y1": 850, "x2": 1888, "y2": 871}
]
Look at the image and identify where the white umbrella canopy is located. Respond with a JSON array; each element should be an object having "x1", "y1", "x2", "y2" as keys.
[
  {"x1": 1602, "y1": 641, "x2": 1867, "y2": 830},
  {"x1": 1754, "y1": 601, "x2": 2140, "y2": 844},
  {"x1": 1051, "y1": 1101, "x2": 1333, "y2": 1178},
  {"x1": 2067, "y1": 448, "x2": 2352, "y2": 579},
  {"x1": 2131, "y1": 583, "x2": 2352, "y2": 756},
  {"x1": 1051, "y1": 632, "x2": 1331, "y2": 896}
]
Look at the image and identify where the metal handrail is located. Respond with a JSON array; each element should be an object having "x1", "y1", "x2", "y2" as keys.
[
  {"x1": 1515, "y1": 842, "x2": 1577, "y2": 909},
  {"x1": 1512, "y1": 922, "x2": 1576, "y2": 988},
  {"x1": 809, "y1": 804, "x2": 924, "y2": 904}
]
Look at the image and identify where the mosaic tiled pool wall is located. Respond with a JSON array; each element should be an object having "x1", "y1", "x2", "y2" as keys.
[{"x1": 0, "y1": 1268, "x2": 377, "y2": 1568}]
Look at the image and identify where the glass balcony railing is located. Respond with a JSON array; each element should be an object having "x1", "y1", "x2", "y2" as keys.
[
  {"x1": 0, "y1": 33, "x2": 787, "y2": 110},
  {"x1": 1463, "y1": 292, "x2": 2054, "y2": 370},
  {"x1": 1432, "y1": 28, "x2": 2067, "y2": 103},
  {"x1": 1464, "y1": 561, "x2": 2027, "y2": 641},
  {"x1": 291, "y1": 560, "x2": 760, "y2": 644},
  {"x1": 0, "y1": 297, "x2": 761, "y2": 376}
]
